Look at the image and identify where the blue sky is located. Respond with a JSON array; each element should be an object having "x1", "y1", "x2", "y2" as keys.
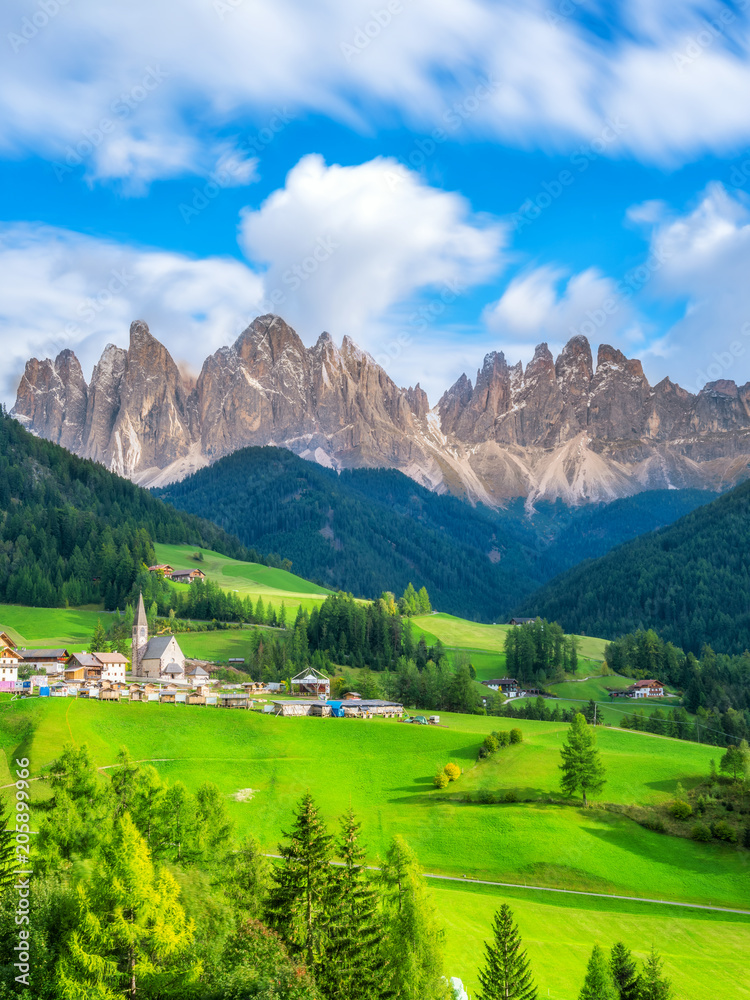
[{"x1": 2, "y1": 0, "x2": 750, "y2": 405}]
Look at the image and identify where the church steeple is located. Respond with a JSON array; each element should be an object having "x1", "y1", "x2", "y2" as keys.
[{"x1": 132, "y1": 592, "x2": 149, "y2": 675}]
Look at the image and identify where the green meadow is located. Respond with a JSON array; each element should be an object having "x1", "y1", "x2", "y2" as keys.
[
  {"x1": 154, "y1": 543, "x2": 331, "y2": 615},
  {"x1": 0, "y1": 604, "x2": 117, "y2": 651}
]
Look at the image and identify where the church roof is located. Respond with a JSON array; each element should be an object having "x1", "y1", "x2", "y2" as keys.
[
  {"x1": 134, "y1": 593, "x2": 148, "y2": 630},
  {"x1": 143, "y1": 635, "x2": 177, "y2": 660},
  {"x1": 163, "y1": 661, "x2": 184, "y2": 675}
]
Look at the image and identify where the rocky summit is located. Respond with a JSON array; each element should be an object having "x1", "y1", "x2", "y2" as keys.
[{"x1": 12, "y1": 315, "x2": 750, "y2": 506}]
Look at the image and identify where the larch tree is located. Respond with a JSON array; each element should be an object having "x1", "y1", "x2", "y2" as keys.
[
  {"x1": 265, "y1": 792, "x2": 334, "y2": 973},
  {"x1": 578, "y1": 945, "x2": 618, "y2": 1000},
  {"x1": 476, "y1": 904, "x2": 537, "y2": 1000},
  {"x1": 57, "y1": 813, "x2": 199, "y2": 1000},
  {"x1": 380, "y1": 835, "x2": 451, "y2": 1000},
  {"x1": 610, "y1": 942, "x2": 641, "y2": 1000},
  {"x1": 559, "y1": 713, "x2": 607, "y2": 807}
]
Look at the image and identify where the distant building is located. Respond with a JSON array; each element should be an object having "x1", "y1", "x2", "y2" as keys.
[
  {"x1": 611, "y1": 679, "x2": 665, "y2": 699},
  {"x1": 147, "y1": 564, "x2": 174, "y2": 576},
  {"x1": 0, "y1": 633, "x2": 20, "y2": 685},
  {"x1": 94, "y1": 651, "x2": 129, "y2": 683},
  {"x1": 290, "y1": 667, "x2": 330, "y2": 699},
  {"x1": 19, "y1": 649, "x2": 69, "y2": 674},
  {"x1": 482, "y1": 678, "x2": 519, "y2": 695},
  {"x1": 509, "y1": 617, "x2": 535, "y2": 626},
  {"x1": 132, "y1": 592, "x2": 186, "y2": 681},
  {"x1": 170, "y1": 569, "x2": 207, "y2": 584}
]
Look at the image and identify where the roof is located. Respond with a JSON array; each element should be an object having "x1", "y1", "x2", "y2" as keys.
[
  {"x1": 0, "y1": 632, "x2": 17, "y2": 650},
  {"x1": 291, "y1": 666, "x2": 329, "y2": 682},
  {"x1": 134, "y1": 592, "x2": 148, "y2": 630},
  {"x1": 163, "y1": 661, "x2": 184, "y2": 675},
  {"x1": 20, "y1": 649, "x2": 69, "y2": 661},
  {"x1": 95, "y1": 651, "x2": 129, "y2": 664},
  {"x1": 509, "y1": 617, "x2": 535, "y2": 624},
  {"x1": 335, "y1": 699, "x2": 402, "y2": 708},
  {"x1": 68, "y1": 653, "x2": 101, "y2": 668},
  {"x1": 633, "y1": 678, "x2": 662, "y2": 687},
  {"x1": 142, "y1": 635, "x2": 178, "y2": 659},
  {"x1": 187, "y1": 664, "x2": 209, "y2": 676},
  {"x1": 170, "y1": 570, "x2": 193, "y2": 579},
  {"x1": 482, "y1": 678, "x2": 518, "y2": 685}
]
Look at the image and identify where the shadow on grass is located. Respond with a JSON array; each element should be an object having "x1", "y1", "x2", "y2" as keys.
[{"x1": 644, "y1": 776, "x2": 704, "y2": 794}]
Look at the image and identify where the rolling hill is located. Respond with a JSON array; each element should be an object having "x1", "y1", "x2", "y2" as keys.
[{"x1": 515, "y1": 477, "x2": 750, "y2": 653}]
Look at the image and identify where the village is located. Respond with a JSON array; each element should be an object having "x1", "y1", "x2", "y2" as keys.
[{"x1": 0, "y1": 594, "x2": 406, "y2": 719}]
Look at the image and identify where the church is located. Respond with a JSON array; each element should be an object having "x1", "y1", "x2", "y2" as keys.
[{"x1": 132, "y1": 594, "x2": 187, "y2": 681}]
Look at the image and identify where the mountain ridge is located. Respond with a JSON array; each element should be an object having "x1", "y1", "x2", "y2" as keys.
[{"x1": 13, "y1": 314, "x2": 750, "y2": 506}]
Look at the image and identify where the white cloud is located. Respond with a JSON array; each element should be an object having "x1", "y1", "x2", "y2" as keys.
[
  {"x1": 483, "y1": 264, "x2": 633, "y2": 345},
  {"x1": 1, "y1": 0, "x2": 750, "y2": 185},
  {"x1": 238, "y1": 153, "x2": 506, "y2": 342},
  {"x1": 635, "y1": 184, "x2": 750, "y2": 391},
  {"x1": 0, "y1": 224, "x2": 265, "y2": 402}
]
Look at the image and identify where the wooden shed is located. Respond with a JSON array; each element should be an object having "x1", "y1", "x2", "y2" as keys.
[{"x1": 219, "y1": 692, "x2": 250, "y2": 709}]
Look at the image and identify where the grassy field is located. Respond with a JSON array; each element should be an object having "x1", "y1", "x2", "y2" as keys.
[
  {"x1": 0, "y1": 605, "x2": 117, "y2": 651},
  {"x1": 2, "y1": 696, "x2": 748, "y2": 998},
  {"x1": 154, "y1": 543, "x2": 331, "y2": 615}
]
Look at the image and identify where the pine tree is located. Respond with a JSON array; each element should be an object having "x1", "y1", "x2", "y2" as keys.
[
  {"x1": 578, "y1": 945, "x2": 618, "y2": 1000},
  {"x1": 57, "y1": 813, "x2": 200, "y2": 999},
  {"x1": 560, "y1": 713, "x2": 607, "y2": 807},
  {"x1": 610, "y1": 942, "x2": 640, "y2": 1000},
  {"x1": 265, "y1": 792, "x2": 334, "y2": 972},
  {"x1": 476, "y1": 904, "x2": 537, "y2": 1000},
  {"x1": 110, "y1": 747, "x2": 140, "y2": 819},
  {"x1": 319, "y1": 808, "x2": 391, "y2": 1000},
  {"x1": 89, "y1": 618, "x2": 109, "y2": 653},
  {"x1": 639, "y1": 947, "x2": 672, "y2": 1000},
  {"x1": 380, "y1": 835, "x2": 451, "y2": 1000},
  {"x1": 223, "y1": 835, "x2": 270, "y2": 918}
]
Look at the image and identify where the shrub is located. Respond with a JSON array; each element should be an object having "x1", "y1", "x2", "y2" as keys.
[
  {"x1": 482, "y1": 735, "x2": 500, "y2": 755},
  {"x1": 509, "y1": 728, "x2": 523, "y2": 745},
  {"x1": 691, "y1": 822, "x2": 712, "y2": 842},
  {"x1": 433, "y1": 771, "x2": 449, "y2": 789},
  {"x1": 477, "y1": 789, "x2": 496, "y2": 804},
  {"x1": 503, "y1": 789, "x2": 519, "y2": 803},
  {"x1": 444, "y1": 763, "x2": 461, "y2": 782},
  {"x1": 493, "y1": 731, "x2": 511, "y2": 748},
  {"x1": 668, "y1": 800, "x2": 693, "y2": 820},
  {"x1": 477, "y1": 747, "x2": 489, "y2": 760},
  {"x1": 695, "y1": 795, "x2": 707, "y2": 814},
  {"x1": 642, "y1": 815, "x2": 666, "y2": 833},
  {"x1": 711, "y1": 820, "x2": 738, "y2": 843}
]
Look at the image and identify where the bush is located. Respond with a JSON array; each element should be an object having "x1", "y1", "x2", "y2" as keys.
[
  {"x1": 444, "y1": 763, "x2": 461, "y2": 782},
  {"x1": 509, "y1": 728, "x2": 523, "y2": 745},
  {"x1": 433, "y1": 771, "x2": 449, "y2": 789},
  {"x1": 477, "y1": 789, "x2": 496, "y2": 804},
  {"x1": 691, "y1": 822, "x2": 712, "y2": 842},
  {"x1": 642, "y1": 815, "x2": 666, "y2": 834},
  {"x1": 493, "y1": 731, "x2": 511, "y2": 748},
  {"x1": 477, "y1": 747, "x2": 489, "y2": 760},
  {"x1": 668, "y1": 800, "x2": 693, "y2": 820},
  {"x1": 482, "y1": 735, "x2": 500, "y2": 755},
  {"x1": 502, "y1": 789, "x2": 519, "y2": 803},
  {"x1": 711, "y1": 820, "x2": 738, "y2": 843}
]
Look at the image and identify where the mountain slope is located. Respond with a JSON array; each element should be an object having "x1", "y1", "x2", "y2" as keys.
[
  {"x1": 155, "y1": 445, "x2": 715, "y2": 621},
  {"x1": 515, "y1": 478, "x2": 750, "y2": 654},
  {"x1": 13, "y1": 314, "x2": 750, "y2": 506},
  {"x1": 0, "y1": 410, "x2": 257, "y2": 609}
]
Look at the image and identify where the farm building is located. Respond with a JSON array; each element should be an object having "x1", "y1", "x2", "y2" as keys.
[
  {"x1": 147, "y1": 564, "x2": 174, "y2": 576},
  {"x1": 19, "y1": 649, "x2": 69, "y2": 674},
  {"x1": 290, "y1": 667, "x2": 330, "y2": 699},
  {"x1": 509, "y1": 617, "x2": 535, "y2": 626},
  {"x1": 185, "y1": 662, "x2": 211, "y2": 682},
  {"x1": 219, "y1": 692, "x2": 250, "y2": 709},
  {"x1": 170, "y1": 569, "x2": 206, "y2": 584},
  {"x1": 610, "y1": 679, "x2": 665, "y2": 699},
  {"x1": 0, "y1": 634, "x2": 20, "y2": 685},
  {"x1": 482, "y1": 678, "x2": 519, "y2": 695},
  {"x1": 66, "y1": 651, "x2": 129, "y2": 684},
  {"x1": 272, "y1": 698, "x2": 403, "y2": 718}
]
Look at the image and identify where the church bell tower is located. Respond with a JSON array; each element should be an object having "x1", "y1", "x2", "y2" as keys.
[{"x1": 132, "y1": 593, "x2": 149, "y2": 674}]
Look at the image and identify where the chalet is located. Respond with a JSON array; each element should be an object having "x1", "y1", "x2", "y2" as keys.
[
  {"x1": 482, "y1": 678, "x2": 519, "y2": 695},
  {"x1": 290, "y1": 667, "x2": 330, "y2": 699},
  {"x1": 170, "y1": 569, "x2": 206, "y2": 584},
  {"x1": 95, "y1": 651, "x2": 129, "y2": 683},
  {"x1": 509, "y1": 617, "x2": 535, "y2": 626},
  {"x1": 611, "y1": 679, "x2": 665, "y2": 699},
  {"x1": 65, "y1": 653, "x2": 102, "y2": 683},
  {"x1": 19, "y1": 649, "x2": 69, "y2": 674},
  {"x1": 147, "y1": 564, "x2": 174, "y2": 576},
  {"x1": 0, "y1": 633, "x2": 21, "y2": 685}
]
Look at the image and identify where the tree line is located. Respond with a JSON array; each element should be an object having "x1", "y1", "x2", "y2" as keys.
[{"x1": 504, "y1": 618, "x2": 579, "y2": 686}]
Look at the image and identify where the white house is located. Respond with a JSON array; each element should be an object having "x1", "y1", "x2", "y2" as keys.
[
  {"x1": 0, "y1": 633, "x2": 20, "y2": 685},
  {"x1": 95, "y1": 651, "x2": 129, "y2": 683}
]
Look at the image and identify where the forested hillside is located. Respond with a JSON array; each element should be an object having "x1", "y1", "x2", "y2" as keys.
[
  {"x1": 156, "y1": 446, "x2": 713, "y2": 621},
  {"x1": 516, "y1": 478, "x2": 750, "y2": 654},
  {"x1": 0, "y1": 411, "x2": 257, "y2": 609}
]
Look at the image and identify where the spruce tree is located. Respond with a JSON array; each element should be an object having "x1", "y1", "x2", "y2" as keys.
[
  {"x1": 319, "y1": 808, "x2": 390, "y2": 1000},
  {"x1": 560, "y1": 713, "x2": 607, "y2": 807},
  {"x1": 265, "y1": 792, "x2": 334, "y2": 972},
  {"x1": 476, "y1": 904, "x2": 537, "y2": 1000},
  {"x1": 610, "y1": 942, "x2": 640, "y2": 1000},
  {"x1": 639, "y1": 947, "x2": 672, "y2": 1000},
  {"x1": 579, "y1": 945, "x2": 618, "y2": 1000}
]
